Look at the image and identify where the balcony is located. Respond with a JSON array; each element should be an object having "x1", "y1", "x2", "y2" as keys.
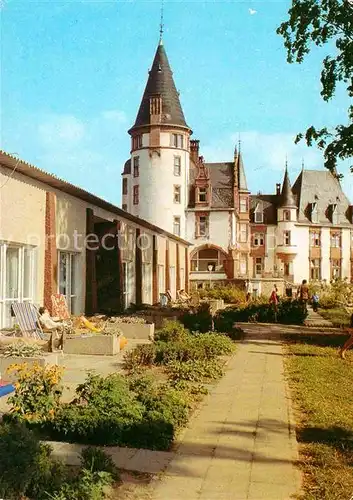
[{"x1": 276, "y1": 245, "x2": 297, "y2": 263}]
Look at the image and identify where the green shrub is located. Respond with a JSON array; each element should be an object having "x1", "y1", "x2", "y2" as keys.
[
  {"x1": 198, "y1": 285, "x2": 246, "y2": 305},
  {"x1": 48, "y1": 468, "x2": 113, "y2": 500},
  {"x1": 192, "y1": 332, "x2": 235, "y2": 358},
  {"x1": 154, "y1": 319, "x2": 189, "y2": 342},
  {"x1": 214, "y1": 299, "x2": 307, "y2": 327},
  {"x1": 0, "y1": 422, "x2": 65, "y2": 500},
  {"x1": 123, "y1": 343, "x2": 156, "y2": 371},
  {"x1": 166, "y1": 358, "x2": 224, "y2": 382},
  {"x1": 4, "y1": 341, "x2": 43, "y2": 358},
  {"x1": 80, "y1": 447, "x2": 118, "y2": 480},
  {"x1": 179, "y1": 303, "x2": 213, "y2": 332}
]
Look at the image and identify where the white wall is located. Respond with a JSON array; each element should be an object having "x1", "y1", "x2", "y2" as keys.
[
  {"x1": 292, "y1": 226, "x2": 310, "y2": 282},
  {"x1": 321, "y1": 227, "x2": 331, "y2": 281},
  {"x1": 128, "y1": 131, "x2": 190, "y2": 237},
  {"x1": 186, "y1": 211, "x2": 230, "y2": 253}
]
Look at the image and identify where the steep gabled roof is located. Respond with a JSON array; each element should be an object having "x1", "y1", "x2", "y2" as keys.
[
  {"x1": 292, "y1": 169, "x2": 352, "y2": 225},
  {"x1": 131, "y1": 42, "x2": 189, "y2": 130}
]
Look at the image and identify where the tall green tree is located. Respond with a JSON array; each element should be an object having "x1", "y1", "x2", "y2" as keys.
[{"x1": 277, "y1": 0, "x2": 353, "y2": 174}]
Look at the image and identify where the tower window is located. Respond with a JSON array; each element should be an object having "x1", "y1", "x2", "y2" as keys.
[
  {"x1": 240, "y1": 198, "x2": 247, "y2": 213},
  {"x1": 174, "y1": 185, "x2": 181, "y2": 203},
  {"x1": 198, "y1": 188, "x2": 207, "y2": 203},
  {"x1": 122, "y1": 204, "x2": 127, "y2": 211},
  {"x1": 283, "y1": 230, "x2": 291, "y2": 245},
  {"x1": 173, "y1": 216, "x2": 181, "y2": 236},
  {"x1": 171, "y1": 133, "x2": 184, "y2": 149},
  {"x1": 174, "y1": 156, "x2": 181, "y2": 176},
  {"x1": 133, "y1": 157, "x2": 139, "y2": 177},
  {"x1": 283, "y1": 210, "x2": 290, "y2": 221},
  {"x1": 133, "y1": 185, "x2": 139, "y2": 205},
  {"x1": 122, "y1": 178, "x2": 128, "y2": 195},
  {"x1": 132, "y1": 135, "x2": 142, "y2": 150}
]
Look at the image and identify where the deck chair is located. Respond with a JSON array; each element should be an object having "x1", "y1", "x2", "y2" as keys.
[{"x1": 11, "y1": 302, "x2": 46, "y2": 340}]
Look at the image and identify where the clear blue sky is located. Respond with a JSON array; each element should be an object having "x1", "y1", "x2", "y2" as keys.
[{"x1": 1, "y1": 0, "x2": 351, "y2": 204}]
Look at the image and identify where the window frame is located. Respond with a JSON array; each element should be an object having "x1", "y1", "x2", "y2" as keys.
[
  {"x1": 190, "y1": 248, "x2": 225, "y2": 273},
  {"x1": 310, "y1": 258, "x2": 321, "y2": 280},
  {"x1": 198, "y1": 187, "x2": 207, "y2": 203},
  {"x1": 133, "y1": 156, "x2": 139, "y2": 178},
  {"x1": 283, "y1": 210, "x2": 291, "y2": 221},
  {"x1": 283, "y1": 230, "x2": 291, "y2": 246},
  {"x1": 253, "y1": 233, "x2": 264, "y2": 247},
  {"x1": 310, "y1": 231, "x2": 321, "y2": 247},
  {"x1": 239, "y1": 198, "x2": 247, "y2": 213},
  {"x1": 58, "y1": 251, "x2": 78, "y2": 314},
  {"x1": 255, "y1": 257, "x2": 263, "y2": 276},
  {"x1": 239, "y1": 223, "x2": 247, "y2": 243},
  {"x1": 173, "y1": 156, "x2": 181, "y2": 176},
  {"x1": 171, "y1": 133, "x2": 184, "y2": 149},
  {"x1": 173, "y1": 185, "x2": 181, "y2": 204},
  {"x1": 122, "y1": 178, "x2": 128, "y2": 195},
  {"x1": 133, "y1": 185, "x2": 139, "y2": 205},
  {"x1": 122, "y1": 203, "x2": 127, "y2": 211},
  {"x1": 331, "y1": 259, "x2": 341, "y2": 279},
  {"x1": 173, "y1": 216, "x2": 181, "y2": 236},
  {"x1": 330, "y1": 231, "x2": 341, "y2": 248}
]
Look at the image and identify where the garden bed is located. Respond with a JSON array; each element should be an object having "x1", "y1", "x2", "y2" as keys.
[
  {"x1": 0, "y1": 353, "x2": 59, "y2": 382},
  {"x1": 3, "y1": 320, "x2": 237, "y2": 454},
  {"x1": 114, "y1": 322, "x2": 154, "y2": 341},
  {"x1": 64, "y1": 334, "x2": 121, "y2": 356}
]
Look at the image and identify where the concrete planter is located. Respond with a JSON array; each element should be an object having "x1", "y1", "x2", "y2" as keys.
[
  {"x1": 64, "y1": 334, "x2": 120, "y2": 356},
  {"x1": 115, "y1": 322, "x2": 155, "y2": 340},
  {"x1": 0, "y1": 353, "x2": 59, "y2": 382}
]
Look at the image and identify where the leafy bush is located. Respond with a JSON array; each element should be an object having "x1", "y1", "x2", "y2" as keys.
[
  {"x1": 179, "y1": 303, "x2": 213, "y2": 332},
  {"x1": 123, "y1": 343, "x2": 157, "y2": 371},
  {"x1": 166, "y1": 358, "x2": 224, "y2": 382},
  {"x1": 154, "y1": 319, "x2": 189, "y2": 342},
  {"x1": 81, "y1": 447, "x2": 118, "y2": 480},
  {"x1": 7, "y1": 363, "x2": 63, "y2": 423},
  {"x1": 198, "y1": 285, "x2": 246, "y2": 305},
  {"x1": 47, "y1": 468, "x2": 113, "y2": 500},
  {"x1": 4, "y1": 341, "x2": 43, "y2": 358},
  {"x1": 311, "y1": 279, "x2": 353, "y2": 309},
  {"x1": 214, "y1": 299, "x2": 307, "y2": 327},
  {"x1": 0, "y1": 422, "x2": 65, "y2": 500}
]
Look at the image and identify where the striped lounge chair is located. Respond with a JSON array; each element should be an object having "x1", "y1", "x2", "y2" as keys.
[{"x1": 11, "y1": 302, "x2": 45, "y2": 340}]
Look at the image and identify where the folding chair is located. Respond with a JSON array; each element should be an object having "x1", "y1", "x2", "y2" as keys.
[
  {"x1": 51, "y1": 294, "x2": 73, "y2": 327},
  {"x1": 11, "y1": 302, "x2": 45, "y2": 340}
]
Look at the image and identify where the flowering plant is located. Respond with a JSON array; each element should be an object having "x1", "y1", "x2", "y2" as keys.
[{"x1": 7, "y1": 362, "x2": 63, "y2": 423}]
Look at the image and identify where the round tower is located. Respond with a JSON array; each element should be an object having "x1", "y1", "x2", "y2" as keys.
[
  {"x1": 126, "y1": 40, "x2": 192, "y2": 238},
  {"x1": 276, "y1": 166, "x2": 298, "y2": 279}
]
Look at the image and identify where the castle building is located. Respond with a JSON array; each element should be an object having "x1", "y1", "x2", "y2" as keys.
[{"x1": 122, "y1": 40, "x2": 353, "y2": 294}]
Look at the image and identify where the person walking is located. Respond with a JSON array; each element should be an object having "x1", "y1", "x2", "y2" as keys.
[
  {"x1": 312, "y1": 292, "x2": 319, "y2": 312},
  {"x1": 339, "y1": 313, "x2": 353, "y2": 359},
  {"x1": 298, "y1": 279, "x2": 309, "y2": 313},
  {"x1": 269, "y1": 285, "x2": 279, "y2": 323}
]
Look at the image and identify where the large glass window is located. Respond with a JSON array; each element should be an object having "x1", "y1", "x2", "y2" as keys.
[
  {"x1": 0, "y1": 244, "x2": 36, "y2": 328},
  {"x1": 330, "y1": 231, "x2": 341, "y2": 248},
  {"x1": 310, "y1": 259, "x2": 321, "y2": 280},
  {"x1": 191, "y1": 248, "x2": 225, "y2": 273},
  {"x1": 310, "y1": 231, "x2": 321, "y2": 247}
]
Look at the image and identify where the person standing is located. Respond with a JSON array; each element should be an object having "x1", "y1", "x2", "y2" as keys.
[
  {"x1": 312, "y1": 292, "x2": 319, "y2": 312},
  {"x1": 269, "y1": 285, "x2": 279, "y2": 322},
  {"x1": 298, "y1": 279, "x2": 309, "y2": 313},
  {"x1": 339, "y1": 313, "x2": 353, "y2": 359},
  {"x1": 245, "y1": 280, "x2": 253, "y2": 302}
]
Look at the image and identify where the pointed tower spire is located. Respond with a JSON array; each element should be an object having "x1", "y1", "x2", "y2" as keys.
[
  {"x1": 159, "y1": 0, "x2": 164, "y2": 44},
  {"x1": 279, "y1": 164, "x2": 296, "y2": 207},
  {"x1": 237, "y1": 148, "x2": 248, "y2": 191},
  {"x1": 130, "y1": 43, "x2": 189, "y2": 131}
]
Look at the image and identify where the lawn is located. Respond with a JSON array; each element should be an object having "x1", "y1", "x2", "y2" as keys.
[
  {"x1": 285, "y1": 336, "x2": 353, "y2": 500},
  {"x1": 319, "y1": 307, "x2": 351, "y2": 327}
]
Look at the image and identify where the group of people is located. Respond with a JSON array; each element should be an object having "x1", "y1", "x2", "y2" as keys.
[{"x1": 245, "y1": 278, "x2": 353, "y2": 359}]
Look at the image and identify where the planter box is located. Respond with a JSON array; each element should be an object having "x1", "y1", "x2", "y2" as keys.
[
  {"x1": 0, "y1": 353, "x2": 59, "y2": 382},
  {"x1": 64, "y1": 334, "x2": 120, "y2": 356},
  {"x1": 115, "y1": 322, "x2": 155, "y2": 340}
]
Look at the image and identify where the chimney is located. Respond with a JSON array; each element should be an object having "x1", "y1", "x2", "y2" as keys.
[
  {"x1": 276, "y1": 183, "x2": 281, "y2": 196},
  {"x1": 190, "y1": 140, "x2": 200, "y2": 164}
]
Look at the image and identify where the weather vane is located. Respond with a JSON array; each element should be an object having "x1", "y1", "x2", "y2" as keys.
[{"x1": 159, "y1": 0, "x2": 164, "y2": 42}]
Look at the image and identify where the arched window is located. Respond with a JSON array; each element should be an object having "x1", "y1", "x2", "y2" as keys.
[
  {"x1": 283, "y1": 210, "x2": 290, "y2": 221},
  {"x1": 191, "y1": 247, "x2": 226, "y2": 273}
]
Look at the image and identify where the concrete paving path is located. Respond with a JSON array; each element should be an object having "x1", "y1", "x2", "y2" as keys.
[
  {"x1": 304, "y1": 306, "x2": 333, "y2": 327},
  {"x1": 152, "y1": 325, "x2": 302, "y2": 500}
]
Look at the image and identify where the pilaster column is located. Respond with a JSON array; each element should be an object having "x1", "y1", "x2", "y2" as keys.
[
  {"x1": 152, "y1": 235, "x2": 158, "y2": 304},
  {"x1": 135, "y1": 228, "x2": 142, "y2": 306},
  {"x1": 44, "y1": 191, "x2": 57, "y2": 313},
  {"x1": 85, "y1": 208, "x2": 97, "y2": 315}
]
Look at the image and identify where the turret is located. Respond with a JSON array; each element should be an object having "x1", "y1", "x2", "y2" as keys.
[{"x1": 124, "y1": 40, "x2": 192, "y2": 237}]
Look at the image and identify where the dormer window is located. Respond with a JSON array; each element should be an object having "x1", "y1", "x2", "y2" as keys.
[
  {"x1": 311, "y1": 203, "x2": 319, "y2": 223},
  {"x1": 254, "y1": 203, "x2": 263, "y2": 223},
  {"x1": 198, "y1": 188, "x2": 207, "y2": 203},
  {"x1": 331, "y1": 204, "x2": 339, "y2": 224}
]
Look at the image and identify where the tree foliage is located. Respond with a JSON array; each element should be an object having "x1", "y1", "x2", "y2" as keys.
[{"x1": 277, "y1": 0, "x2": 353, "y2": 174}]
